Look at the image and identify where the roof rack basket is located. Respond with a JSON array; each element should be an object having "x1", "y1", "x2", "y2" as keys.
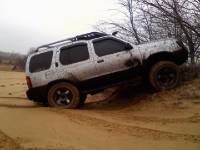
[{"x1": 36, "y1": 32, "x2": 107, "y2": 52}]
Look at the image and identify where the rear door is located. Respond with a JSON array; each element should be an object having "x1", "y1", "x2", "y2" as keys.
[{"x1": 57, "y1": 42, "x2": 97, "y2": 81}]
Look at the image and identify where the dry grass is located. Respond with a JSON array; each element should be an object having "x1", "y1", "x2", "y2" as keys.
[
  {"x1": 0, "y1": 64, "x2": 23, "y2": 72},
  {"x1": 0, "y1": 64, "x2": 13, "y2": 71}
]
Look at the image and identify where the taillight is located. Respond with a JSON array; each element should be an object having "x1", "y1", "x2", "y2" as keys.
[{"x1": 26, "y1": 76, "x2": 32, "y2": 89}]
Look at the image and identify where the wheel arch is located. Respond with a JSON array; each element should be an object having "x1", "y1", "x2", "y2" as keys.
[
  {"x1": 143, "y1": 51, "x2": 177, "y2": 73},
  {"x1": 47, "y1": 79, "x2": 80, "y2": 92}
]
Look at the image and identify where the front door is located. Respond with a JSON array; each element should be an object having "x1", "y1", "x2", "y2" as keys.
[{"x1": 92, "y1": 37, "x2": 133, "y2": 77}]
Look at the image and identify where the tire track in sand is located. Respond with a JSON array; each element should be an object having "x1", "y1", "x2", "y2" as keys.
[
  {"x1": 0, "y1": 130, "x2": 23, "y2": 150},
  {"x1": 52, "y1": 109, "x2": 200, "y2": 144}
]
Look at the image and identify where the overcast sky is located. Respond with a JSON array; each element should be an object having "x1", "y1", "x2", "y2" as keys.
[{"x1": 0, "y1": 0, "x2": 119, "y2": 54}]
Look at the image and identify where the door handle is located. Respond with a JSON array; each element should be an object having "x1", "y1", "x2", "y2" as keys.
[{"x1": 97, "y1": 59, "x2": 104, "y2": 63}]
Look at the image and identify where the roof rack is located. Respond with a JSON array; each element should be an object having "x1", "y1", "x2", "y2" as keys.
[{"x1": 36, "y1": 32, "x2": 107, "y2": 52}]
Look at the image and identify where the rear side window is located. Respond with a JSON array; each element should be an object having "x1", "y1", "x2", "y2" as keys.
[
  {"x1": 60, "y1": 43, "x2": 89, "y2": 65},
  {"x1": 29, "y1": 51, "x2": 53, "y2": 73},
  {"x1": 93, "y1": 38, "x2": 127, "y2": 57}
]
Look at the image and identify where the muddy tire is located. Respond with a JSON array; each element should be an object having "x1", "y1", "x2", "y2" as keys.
[
  {"x1": 149, "y1": 61, "x2": 180, "y2": 91},
  {"x1": 48, "y1": 82, "x2": 80, "y2": 109}
]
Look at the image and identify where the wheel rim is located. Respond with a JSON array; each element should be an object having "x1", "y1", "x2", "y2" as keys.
[
  {"x1": 53, "y1": 87, "x2": 73, "y2": 106},
  {"x1": 157, "y1": 67, "x2": 177, "y2": 89}
]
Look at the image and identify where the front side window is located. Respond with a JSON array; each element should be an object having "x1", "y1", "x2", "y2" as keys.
[
  {"x1": 60, "y1": 43, "x2": 89, "y2": 65},
  {"x1": 93, "y1": 38, "x2": 128, "y2": 57},
  {"x1": 29, "y1": 51, "x2": 53, "y2": 73}
]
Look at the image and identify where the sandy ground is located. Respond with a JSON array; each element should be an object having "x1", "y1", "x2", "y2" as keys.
[{"x1": 0, "y1": 70, "x2": 200, "y2": 150}]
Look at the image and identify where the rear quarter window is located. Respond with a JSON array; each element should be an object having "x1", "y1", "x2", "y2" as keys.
[{"x1": 29, "y1": 51, "x2": 53, "y2": 73}]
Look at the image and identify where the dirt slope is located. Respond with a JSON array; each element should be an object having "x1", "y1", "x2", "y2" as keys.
[{"x1": 0, "y1": 71, "x2": 200, "y2": 150}]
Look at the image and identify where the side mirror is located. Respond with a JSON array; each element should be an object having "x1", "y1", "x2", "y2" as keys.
[{"x1": 125, "y1": 43, "x2": 133, "y2": 50}]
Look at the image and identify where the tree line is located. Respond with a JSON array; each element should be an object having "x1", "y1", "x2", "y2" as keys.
[{"x1": 0, "y1": 51, "x2": 26, "y2": 70}]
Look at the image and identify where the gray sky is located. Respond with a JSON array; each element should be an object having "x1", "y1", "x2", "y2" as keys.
[{"x1": 0, "y1": 0, "x2": 118, "y2": 54}]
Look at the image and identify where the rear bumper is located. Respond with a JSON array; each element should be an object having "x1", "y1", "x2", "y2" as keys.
[{"x1": 26, "y1": 86, "x2": 47, "y2": 102}]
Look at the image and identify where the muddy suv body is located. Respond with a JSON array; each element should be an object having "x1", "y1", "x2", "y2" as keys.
[{"x1": 25, "y1": 32, "x2": 188, "y2": 108}]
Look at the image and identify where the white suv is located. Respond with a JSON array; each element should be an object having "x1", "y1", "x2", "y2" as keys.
[{"x1": 25, "y1": 32, "x2": 188, "y2": 108}]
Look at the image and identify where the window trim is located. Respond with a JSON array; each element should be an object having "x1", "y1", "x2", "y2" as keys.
[
  {"x1": 92, "y1": 37, "x2": 128, "y2": 57},
  {"x1": 59, "y1": 43, "x2": 90, "y2": 66}
]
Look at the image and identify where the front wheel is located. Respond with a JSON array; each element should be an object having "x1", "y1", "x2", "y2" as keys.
[
  {"x1": 149, "y1": 61, "x2": 181, "y2": 91},
  {"x1": 48, "y1": 82, "x2": 80, "y2": 109}
]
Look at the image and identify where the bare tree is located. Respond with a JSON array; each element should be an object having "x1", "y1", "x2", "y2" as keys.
[
  {"x1": 96, "y1": 0, "x2": 200, "y2": 63},
  {"x1": 95, "y1": 0, "x2": 144, "y2": 44},
  {"x1": 119, "y1": 0, "x2": 141, "y2": 44},
  {"x1": 137, "y1": 0, "x2": 200, "y2": 63}
]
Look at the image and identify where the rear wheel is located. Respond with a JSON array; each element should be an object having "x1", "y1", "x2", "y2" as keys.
[
  {"x1": 149, "y1": 61, "x2": 180, "y2": 91},
  {"x1": 48, "y1": 82, "x2": 80, "y2": 109}
]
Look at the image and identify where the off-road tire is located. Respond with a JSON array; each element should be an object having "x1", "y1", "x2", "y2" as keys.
[
  {"x1": 48, "y1": 82, "x2": 80, "y2": 109},
  {"x1": 149, "y1": 61, "x2": 180, "y2": 91}
]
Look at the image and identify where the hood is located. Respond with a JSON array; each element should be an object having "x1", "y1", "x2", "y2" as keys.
[{"x1": 136, "y1": 38, "x2": 181, "y2": 58}]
